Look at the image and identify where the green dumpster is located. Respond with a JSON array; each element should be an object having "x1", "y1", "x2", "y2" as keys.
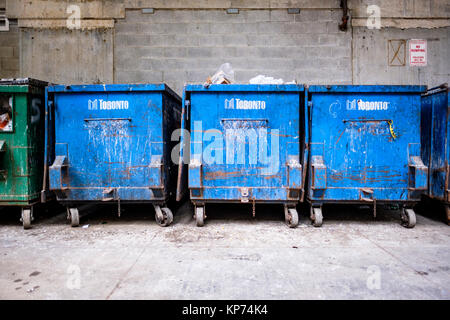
[{"x1": 0, "y1": 78, "x2": 48, "y2": 229}]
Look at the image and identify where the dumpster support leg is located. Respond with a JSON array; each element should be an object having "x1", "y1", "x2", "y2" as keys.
[
  {"x1": 252, "y1": 199, "x2": 256, "y2": 218},
  {"x1": 117, "y1": 197, "x2": 121, "y2": 218},
  {"x1": 373, "y1": 199, "x2": 377, "y2": 219},
  {"x1": 446, "y1": 204, "x2": 450, "y2": 226}
]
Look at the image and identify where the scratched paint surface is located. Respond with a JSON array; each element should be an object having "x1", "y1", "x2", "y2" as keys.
[
  {"x1": 182, "y1": 84, "x2": 305, "y2": 203},
  {"x1": 0, "y1": 84, "x2": 46, "y2": 205},
  {"x1": 421, "y1": 88, "x2": 449, "y2": 201},
  {"x1": 307, "y1": 85, "x2": 426, "y2": 203},
  {"x1": 49, "y1": 84, "x2": 181, "y2": 202}
]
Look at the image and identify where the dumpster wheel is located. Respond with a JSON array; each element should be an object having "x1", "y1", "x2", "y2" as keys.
[
  {"x1": 401, "y1": 208, "x2": 416, "y2": 229},
  {"x1": 195, "y1": 206, "x2": 205, "y2": 227},
  {"x1": 155, "y1": 207, "x2": 173, "y2": 227},
  {"x1": 68, "y1": 207, "x2": 80, "y2": 228},
  {"x1": 310, "y1": 207, "x2": 323, "y2": 227},
  {"x1": 284, "y1": 207, "x2": 299, "y2": 228},
  {"x1": 21, "y1": 207, "x2": 33, "y2": 230}
]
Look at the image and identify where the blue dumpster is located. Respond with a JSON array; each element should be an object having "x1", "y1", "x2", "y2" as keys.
[
  {"x1": 421, "y1": 83, "x2": 450, "y2": 224},
  {"x1": 47, "y1": 84, "x2": 181, "y2": 227},
  {"x1": 306, "y1": 85, "x2": 427, "y2": 228},
  {"x1": 176, "y1": 84, "x2": 306, "y2": 227}
]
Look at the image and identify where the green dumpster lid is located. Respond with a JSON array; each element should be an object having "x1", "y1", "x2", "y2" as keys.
[
  {"x1": 0, "y1": 78, "x2": 49, "y2": 87},
  {"x1": 0, "y1": 78, "x2": 49, "y2": 94}
]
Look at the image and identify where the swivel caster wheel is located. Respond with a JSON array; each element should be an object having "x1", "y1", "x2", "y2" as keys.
[
  {"x1": 67, "y1": 207, "x2": 79, "y2": 227},
  {"x1": 21, "y1": 207, "x2": 33, "y2": 230},
  {"x1": 195, "y1": 206, "x2": 205, "y2": 227},
  {"x1": 155, "y1": 207, "x2": 173, "y2": 227},
  {"x1": 401, "y1": 208, "x2": 416, "y2": 228},
  {"x1": 284, "y1": 207, "x2": 299, "y2": 228},
  {"x1": 310, "y1": 206, "x2": 323, "y2": 227}
]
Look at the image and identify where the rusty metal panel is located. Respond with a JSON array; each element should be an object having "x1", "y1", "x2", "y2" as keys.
[
  {"x1": 178, "y1": 84, "x2": 305, "y2": 205},
  {"x1": 47, "y1": 84, "x2": 181, "y2": 205},
  {"x1": 306, "y1": 85, "x2": 426, "y2": 205},
  {"x1": 421, "y1": 84, "x2": 449, "y2": 203},
  {"x1": 0, "y1": 78, "x2": 47, "y2": 206}
]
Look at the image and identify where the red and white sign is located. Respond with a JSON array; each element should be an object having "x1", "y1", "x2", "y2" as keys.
[{"x1": 409, "y1": 39, "x2": 427, "y2": 66}]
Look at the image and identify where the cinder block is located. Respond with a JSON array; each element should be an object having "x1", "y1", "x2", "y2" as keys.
[
  {"x1": 194, "y1": 10, "x2": 229, "y2": 22},
  {"x1": 1, "y1": 58, "x2": 19, "y2": 71},
  {"x1": 231, "y1": 22, "x2": 258, "y2": 34},
  {"x1": 115, "y1": 70, "x2": 163, "y2": 83},
  {"x1": 221, "y1": 34, "x2": 249, "y2": 46},
  {"x1": 295, "y1": 9, "x2": 332, "y2": 22},
  {"x1": 318, "y1": 34, "x2": 339, "y2": 45},
  {"x1": 115, "y1": 22, "x2": 140, "y2": 34},
  {"x1": 332, "y1": 47, "x2": 351, "y2": 58},
  {"x1": 186, "y1": 23, "x2": 211, "y2": 35},
  {"x1": 160, "y1": 23, "x2": 189, "y2": 35},
  {"x1": 234, "y1": 46, "x2": 259, "y2": 57},
  {"x1": 186, "y1": 70, "x2": 211, "y2": 82},
  {"x1": 244, "y1": 10, "x2": 271, "y2": 22},
  {"x1": 247, "y1": 34, "x2": 273, "y2": 46},
  {"x1": 164, "y1": 47, "x2": 188, "y2": 58},
  {"x1": 269, "y1": 9, "x2": 296, "y2": 22},
  {"x1": 306, "y1": 46, "x2": 333, "y2": 58},
  {"x1": 210, "y1": 46, "x2": 238, "y2": 58},
  {"x1": 0, "y1": 47, "x2": 13, "y2": 58},
  {"x1": 326, "y1": 21, "x2": 341, "y2": 33},
  {"x1": 126, "y1": 35, "x2": 152, "y2": 46},
  {"x1": 209, "y1": 23, "x2": 231, "y2": 35},
  {"x1": 197, "y1": 35, "x2": 223, "y2": 46},
  {"x1": 113, "y1": 8, "x2": 355, "y2": 89},
  {"x1": 187, "y1": 47, "x2": 214, "y2": 58},
  {"x1": 0, "y1": 33, "x2": 19, "y2": 46},
  {"x1": 257, "y1": 21, "x2": 285, "y2": 34}
]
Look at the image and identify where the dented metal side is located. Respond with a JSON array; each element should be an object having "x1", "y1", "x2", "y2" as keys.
[
  {"x1": 177, "y1": 84, "x2": 306, "y2": 205},
  {"x1": 421, "y1": 84, "x2": 449, "y2": 203},
  {"x1": 306, "y1": 85, "x2": 427, "y2": 205},
  {"x1": 0, "y1": 80, "x2": 47, "y2": 206},
  {"x1": 47, "y1": 84, "x2": 181, "y2": 205}
]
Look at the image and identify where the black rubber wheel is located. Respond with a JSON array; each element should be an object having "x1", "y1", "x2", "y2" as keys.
[
  {"x1": 195, "y1": 207, "x2": 205, "y2": 227},
  {"x1": 69, "y1": 208, "x2": 79, "y2": 227},
  {"x1": 286, "y1": 208, "x2": 299, "y2": 228},
  {"x1": 311, "y1": 207, "x2": 323, "y2": 227},
  {"x1": 22, "y1": 208, "x2": 32, "y2": 230},
  {"x1": 401, "y1": 208, "x2": 416, "y2": 228},
  {"x1": 155, "y1": 207, "x2": 173, "y2": 227}
]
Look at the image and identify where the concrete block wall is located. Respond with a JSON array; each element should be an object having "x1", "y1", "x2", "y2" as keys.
[
  {"x1": 115, "y1": 9, "x2": 352, "y2": 94},
  {"x1": 19, "y1": 28, "x2": 114, "y2": 84},
  {"x1": 0, "y1": 21, "x2": 19, "y2": 79},
  {"x1": 1, "y1": 0, "x2": 449, "y2": 90}
]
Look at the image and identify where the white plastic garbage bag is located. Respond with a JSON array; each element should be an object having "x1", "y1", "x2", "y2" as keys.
[
  {"x1": 249, "y1": 75, "x2": 284, "y2": 85},
  {"x1": 204, "y1": 63, "x2": 235, "y2": 87}
]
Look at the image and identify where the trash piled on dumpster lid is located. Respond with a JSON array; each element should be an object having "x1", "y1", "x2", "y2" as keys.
[{"x1": 204, "y1": 63, "x2": 297, "y2": 87}]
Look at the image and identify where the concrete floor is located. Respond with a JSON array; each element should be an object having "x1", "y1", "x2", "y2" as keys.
[{"x1": 0, "y1": 201, "x2": 449, "y2": 300}]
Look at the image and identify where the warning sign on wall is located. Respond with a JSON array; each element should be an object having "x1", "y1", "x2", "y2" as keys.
[{"x1": 409, "y1": 39, "x2": 427, "y2": 67}]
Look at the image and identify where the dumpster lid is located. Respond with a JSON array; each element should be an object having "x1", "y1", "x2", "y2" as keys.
[
  {"x1": 308, "y1": 85, "x2": 427, "y2": 93},
  {"x1": 47, "y1": 83, "x2": 181, "y2": 102},
  {"x1": 185, "y1": 84, "x2": 305, "y2": 92},
  {"x1": 0, "y1": 78, "x2": 49, "y2": 88},
  {"x1": 422, "y1": 83, "x2": 448, "y2": 96}
]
